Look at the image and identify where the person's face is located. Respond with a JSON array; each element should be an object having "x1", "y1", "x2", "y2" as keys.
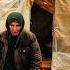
[{"x1": 9, "y1": 22, "x2": 22, "y2": 36}]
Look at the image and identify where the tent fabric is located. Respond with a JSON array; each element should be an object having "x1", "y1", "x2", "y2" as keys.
[
  {"x1": 0, "y1": 0, "x2": 34, "y2": 33},
  {"x1": 34, "y1": 0, "x2": 54, "y2": 14},
  {"x1": 52, "y1": 0, "x2": 70, "y2": 70}
]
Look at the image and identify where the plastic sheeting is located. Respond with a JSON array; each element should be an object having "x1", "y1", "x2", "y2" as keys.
[
  {"x1": 0, "y1": 0, "x2": 34, "y2": 33},
  {"x1": 52, "y1": 0, "x2": 70, "y2": 70}
]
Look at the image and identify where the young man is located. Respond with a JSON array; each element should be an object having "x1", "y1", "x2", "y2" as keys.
[{"x1": 0, "y1": 12, "x2": 42, "y2": 70}]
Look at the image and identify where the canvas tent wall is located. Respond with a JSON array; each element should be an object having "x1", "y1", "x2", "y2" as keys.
[{"x1": 52, "y1": 0, "x2": 70, "y2": 70}]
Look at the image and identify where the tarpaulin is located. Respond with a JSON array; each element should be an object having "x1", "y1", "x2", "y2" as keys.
[{"x1": 52, "y1": 0, "x2": 70, "y2": 70}]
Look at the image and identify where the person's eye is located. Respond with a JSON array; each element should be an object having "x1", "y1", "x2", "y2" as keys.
[
  {"x1": 10, "y1": 25, "x2": 14, "y2": 27},
  {"x1": 16, "y1": 25, "x2": 21, "y2": 27}
]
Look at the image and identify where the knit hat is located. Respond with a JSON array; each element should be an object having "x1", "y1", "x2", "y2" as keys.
[{"x1": 6, "y1": 12, "x2": 24, "y2": 30}]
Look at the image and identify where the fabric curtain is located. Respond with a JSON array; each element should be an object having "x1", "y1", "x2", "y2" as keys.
[{"x1": 52, "y1": 0, "x2": 70, "y2": 70}]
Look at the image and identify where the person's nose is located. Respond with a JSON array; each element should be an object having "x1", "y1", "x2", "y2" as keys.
[{"x1": 13, "y1": 26, "x2": 17, "y2": 32}]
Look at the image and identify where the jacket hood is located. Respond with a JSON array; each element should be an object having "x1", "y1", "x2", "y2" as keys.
[{"x1": 6, "y1": 12, "x2": 25, "y2": 32}]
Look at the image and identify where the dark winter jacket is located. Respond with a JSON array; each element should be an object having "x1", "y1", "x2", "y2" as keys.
[{"x1": 0, "y1": 30, "x2": 42, "y2": 70}]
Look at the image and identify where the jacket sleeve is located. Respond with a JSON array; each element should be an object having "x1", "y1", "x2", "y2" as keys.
[
  {"x1": 0, "y1": 39, "x2": 4, "y2": 70},
  {"x1": 29, "y1": 33, "x2": 42, "y2": 70},
  {"x1": 0, "y1": 35, "x2": 8, "y2": 70}
]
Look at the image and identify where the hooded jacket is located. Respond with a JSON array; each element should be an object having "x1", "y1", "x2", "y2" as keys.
[{"x1": 0, "y1": 12, "x2": 42, "y2": 70}]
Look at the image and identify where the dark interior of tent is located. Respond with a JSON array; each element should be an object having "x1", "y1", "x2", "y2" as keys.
[
  {"x1": 31, "y1": 3, "x2": 53, "y2": 59},
  {"x1": 31, "y1": 3, "x2": 53, "y2": 69}
]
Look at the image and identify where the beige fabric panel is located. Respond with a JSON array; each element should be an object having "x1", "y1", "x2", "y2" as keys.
[{"x1": 52, "y1": 0, "x2": 70, "y2": 70}]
